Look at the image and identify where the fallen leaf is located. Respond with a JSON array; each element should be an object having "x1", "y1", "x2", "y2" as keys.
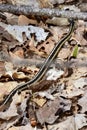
[
  {"x1": 36, "y1": 97, "x2": 59, "y2": 124},
  {"x1": 60, "y1": 87, "x2": 84, "y2": 98},
  {"x1": 58, "y1": 48, "x2": 71, "y2": 59},
  {"x1": 33, "y1": 96, "x2": 46, "y2": 107},
  {"x1": 0, "y1": 93, "x2": 19, "y2": 120},
  {"x1": 12, "y1": 72, "x2": 29, "y2": 80},
  {"x1": 46, "y1": 67, "x2": 64, "y2": 80},
  {"x1": 0, "y1": 118, "x2": 20, "y2": 130},
  {"x1": 75, "y1": 114, "x2": 87, "y2": 129},
  {"x1": 36, "y1": 97, "x2": 71, "y2": 124},
  {"x1": 8, "y1": 123, "x2": 36, "y2": 130},
  {"x1": 18, "y1": 15, "x2": 38, "y2": 26},
  {"x1": 46, "y1": 17, "x2": 69, "y2": 26},
  {"x1": 37, "y1": 36, "x2": 55, "y2": 55},
  {"x1": 78, "y1": 90, "x2": 87, "y2": 113},
  {"x1": 0, "y1": 61, "x2": 5, "y2": 76},
  {"x1": 38, "y1": 91, "x2": 54, "y2": 100},
  {"x1": 48, "y1": 116, "x2": 75, "y2": 130},
  {"x1": 11, "y1": 0, "x2": 40, "y2": 7},
  {"x1": 0, "y1": 81, "x2": 18, "y2": 101},
  {"x1": 0, "y1": 22, "x2": 49, "y2": 43},
  {"x1": 73, "y1": 20, "x2": 87, "y2": 46},
  {"x1": 48, "y1": 114, "x2": 87, "y2": 130},
  {"x1": 73, "y1": 77, "x2": 87, "y2": 89},
  {"x1": 14, "y1": 49, "x2": 24, "y2": 58}
]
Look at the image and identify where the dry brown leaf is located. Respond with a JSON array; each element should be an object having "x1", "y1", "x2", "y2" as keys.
[
  {"x1": 9, "y1": 51, "x2": 40, "y2": 71},
  {"x1": 14, "y1": 49, "x2": 24, "y2": 58},
  {"x1": 58, "y1": 48, "x2": 71, "y2": 59},
  {"x1": 18, "y1": 15, "x2": 38, "y2": 26},
  {"x1": 29, "y1": 45, "x2": 46, "y2": 57},
  {"x1": 73, "y1": 20, "x2": 87, "y2": 46},
  {"x1": 33, "y1": 97, "x2": 46, "y2": 107},
  {"x1": 0, "y1": 96, "x2": 28, "y2": 129},
  {"x1": 38, "y1": 0, "x2": 53, "y2": 8},
  {"x1": 37, "y1": 37, "x2": 55, "y2": 55},
  {"x1": 0, "y1": 81, "x2": 18, "y2": 101},
  {"x1": 36, "y1": 97, "x2": 71, "y2": 124},
  {"x1": 46, "y1": 17, "x2": 69, "y2": 26},
  {"x1": 0, "y1": 93, "x2": 19, "y2": 120},
  {"x1": 0, "y1": 117, "x2": 20, "y2": 130},
  {"x1": 48, "y1": 116, "x2": 75, "y2": 130},
  {"x1": 36, "y1": 97, "x2": 60, "y2": 124},
  {"x1": 12, "y1": 72, "x2": 29, "y2": 80},
  {"x1": 48, "y1": 114, "x2": 87, "y2": 130},
  {"x1": 9, "y1": 52, "x2": 28, "y2": 67},
  {"x1": 0, "y1": 61, "x2": 5, "y2": 76},
  {"x1": 0, "y1": 83, "x2": 8, "y2": 100},
  {"x1": 37, "y1": 26, "x2": 71, "y2": 58},
  {"x1": 8, "y1": 123, "x2": 35, "y2": 130},
  {"x1": 9, "y1": 0, "x2": 40, "y2": 7},
  {"x1": 8, "y1": 127, "x2": 19, "y2": 130},
  {"x1": 5, "y1": 62, "x2": 13, "y2": 72},
  {"x1": 60, "y1": 86, "x2": 84, "y2": 98},
  {"x1": 18, "y1": 15, "x2": 30, "y2": 26},
  {"x1": 38, "y1": 91, "x2": 54, "y2": 100}
]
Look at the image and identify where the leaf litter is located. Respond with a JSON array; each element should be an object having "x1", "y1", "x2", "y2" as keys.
[{"x1": 0, "y1": 2, "x2": 87, "y2": 130}]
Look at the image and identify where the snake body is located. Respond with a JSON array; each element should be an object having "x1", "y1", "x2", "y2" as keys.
[{"x1": 0, "y1": 19, "x2": 75, "y2": 109}]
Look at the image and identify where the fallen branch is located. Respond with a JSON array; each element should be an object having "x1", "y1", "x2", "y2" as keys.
[{"x1": 0, "y1": 4, "x2": 87, "y2": 20}]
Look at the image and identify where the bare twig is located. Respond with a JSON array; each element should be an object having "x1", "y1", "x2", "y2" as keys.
[{"x1": 0, "y1": 4, "x2": 87, "y2": 20}]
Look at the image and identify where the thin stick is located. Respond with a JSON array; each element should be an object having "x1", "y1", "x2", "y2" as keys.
[{"x1": 0, "y1": 4, "x2": 87, "y2": 20}]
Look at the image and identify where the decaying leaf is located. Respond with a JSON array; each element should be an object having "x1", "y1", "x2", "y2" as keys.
[
  {"x1": 12, "y1": 72, "x2": 29, "y2": 80},
  {"x1": 36, "y1": 97, "x2": 59, "y2": 124},
  {"x1": 0, "y1": 22, "x2": 49, "y2": 43},
  {"x1": 10, "y1": 0, "x2": 40, "y2": 7},
  {"x1": 0, "y1": 118, "x2": 20, "y2": 130},
  {"x1": 8, "y1": 123, "x2": 36, "y2": 130},
  {"x1": 72, "y1": 20, "x2": 87, "y2": 46},
  {"x1": 78, "y1": 89, "x2": 87, "y2": 113},
  {"x1": 0, "y1": 93, "x2": 19, "y2": 120},
  {"x1": 46, "y1": 67, "x2": 64, "y2": 80},
  {"x1": 73, "y1": 77, "x2": 87, "y2": 89},
  {"x1": 75, "y1": 114, "x2": 87, "y2": 129},
  {"x1": 32, "y1": 96, "x2": 46, "y2": 107},
  {"x1": 38, "y1": 91, "x2": 54, "y2": 100},
  {"x1": 0, "y1": 2, "x2": 87, "y2": 129},
  {"x1": 60, "y1": 87, "x2": 84, "y2": 98},
  {"x1": 18, "y1": 15, "x2": 38, "y2": 26},
  {"x1": 0, "y1": 81, "x2": 18, "y2": 101},
  {"x1": 58, "y1": 48, "x2": 71, "y2": 59},
  {"x1": 0, "y1": 61, "x2": 5, "y2": 76},
  {"x1": 48, "y1": 116, "x2": 75, "y2": 130},
  {"x1": 36, "y1": 97, "x2": 71, "y2": 124},
  {"x1": 48, "y1": 114, "x2": 87, "y2": 130},
  {"x1": 46, "y1": 17, "x2": 69, "y2": 26},
  {"x1": 0, "y1": 95, "x2": 28, "y2": 130}
]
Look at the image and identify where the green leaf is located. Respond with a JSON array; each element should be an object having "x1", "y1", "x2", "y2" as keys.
[{"x1": 72, "y1": 45, "x2": 78, "y2": 58}]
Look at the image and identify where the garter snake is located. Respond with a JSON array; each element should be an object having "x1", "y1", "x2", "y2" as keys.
[{"x1": 0, "y1": 19, "x2": 75, "y2": 109}]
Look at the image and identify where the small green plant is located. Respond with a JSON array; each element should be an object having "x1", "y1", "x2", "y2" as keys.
[{"x1": 72, "y1": 45, "x2": 78, "y2": 58}]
